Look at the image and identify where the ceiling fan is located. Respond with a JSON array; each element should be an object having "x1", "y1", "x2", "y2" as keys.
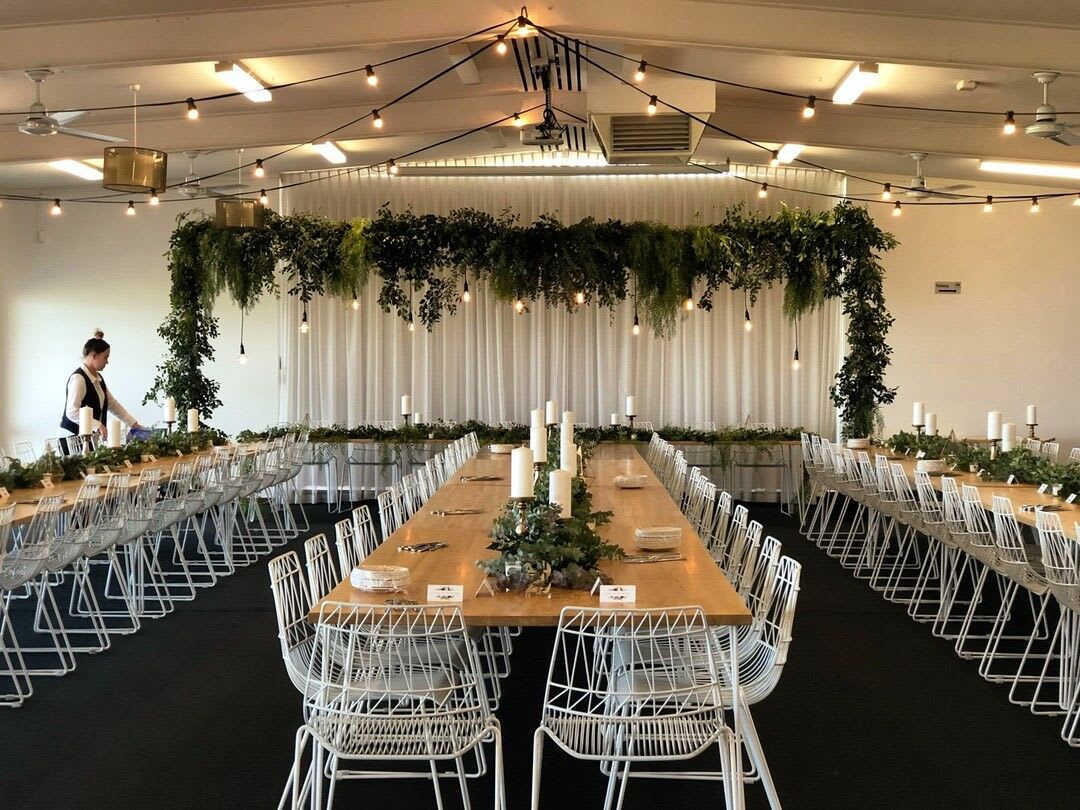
[
  {"x1": 14, "y1": 69, "x2": 125, "y2": 143},
  {"x1": 901, "y1": 152, "x2": 973, "y2": 200},
  {"x1": 176, "y1": 150, "x2": 252, "y2": 198},
  {"x1": 1022, "y1": 71, "x2": 1080, "y2": 146}
]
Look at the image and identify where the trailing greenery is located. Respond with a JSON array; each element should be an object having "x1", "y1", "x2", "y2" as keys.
[{"x1": 151, "y1": 202, "x2": 896, "y2": 433}]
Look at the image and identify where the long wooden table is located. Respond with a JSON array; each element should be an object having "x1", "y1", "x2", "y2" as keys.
[{"x1": 312, "y1": 443, "x2": 751, "y2": 627}]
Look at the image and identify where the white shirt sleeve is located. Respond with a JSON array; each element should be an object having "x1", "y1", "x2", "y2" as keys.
[
  {"x1": 106, "y1": 390, "x2": 138, "y2": 427},
  {"x1": 65, "y1": 373, "x2": 87, "y2": 425}
]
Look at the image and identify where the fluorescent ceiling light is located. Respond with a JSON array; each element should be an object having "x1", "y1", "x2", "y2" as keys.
[
  {"x1": 776, "y1": 143, "x2": 804, "y2": 164},
  {"x1": 49, "y1": 159, "x2": 104, "y2": 181},
  {"x1": 979, "y1": 159, "x2": 1080, "y2": 181},
  {"x1": 832, "y1": 62, "x2": 878, "y2": 105},
  {"x1": 313, "y1": 141, "x2": 347, "y2": 164},
  {"x1": 214, "y1": 61, "x2": 272, "y2": 103}
]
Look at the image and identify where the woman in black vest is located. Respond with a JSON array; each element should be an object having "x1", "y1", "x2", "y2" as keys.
[{"x1": 60, "y1": 329, "x2": 145, "y2": 439}]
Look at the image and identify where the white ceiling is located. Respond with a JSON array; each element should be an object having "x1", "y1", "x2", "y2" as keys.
[{"x1": 1, "y1": 0, "x2": 1080, "y2": 201}]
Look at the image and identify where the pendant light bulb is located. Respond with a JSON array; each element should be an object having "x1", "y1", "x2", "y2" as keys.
[
  {"x1": 186, "y1": 98, "x2": 199, "y2": 120},
  {"x1": 372, "y1": 109, "x2": 383, "y2": 129},
  {"x1": 238, "y1": 343, "x2": 247, "y2": 364},
  {"x1": 1073, "y1": 193, "x2": 1080, "y2": 207},
  {"x1": 462, "y1": 277, "x2": 471, "y2": 302},
  {"x1": 126, "y1": 200, "x2": 136, "y2": 216},
  {"x1": 647, "y1": 95, "x2": 658, "y2": 115},
  {"x1": 514, "y1": 299, "x2": 525, "y2": 314},
  {"x1": 364, "y1": 64, "x2": 378, "y2": 87},
  {"x1": 254, "y1": 159, "x2": 265, "y2": 178},
  {"x1": 516, "y1": 14, "x2": 529, "y2": 35},
  {"x1": 634, "y1": 60, "x2": 647, "y2": 83},
  {"x1": 408, "y1": 320, "x2": 415, "y2": 332},
  {"x1": 1031, "y1": 197, "x2": 1040, "y2": 213},
  {"x1": 513, "y1": 113, "x2": 524, "y2": 127},
  {"x1": 984, "y1": 195, "x2": 993, "y2": 213},
  {"x1": 758, "y1": 182, "x2": 768, "y2": 199},
  {"x1": 893, "y1": 201, "x2": 902, "y2": 216},
  {"x1": 257, "y1": 190, "x2": 267, "y2": 206},
  {"x1": 744, "y1": 308, "x2": 753, "y2": 332},
  {"x1": 632, "y1": 311, "x2": 640, "y2": 336},
  {"x1": 387, "y1": 158, "x2": 399, "y2": 175},
  {"x1": 683, "y1": 297, "x2": 694, "y2": 312},
  {"x1": 149, "y1": 191, "x2": 160, "y2": 206},
  {"x1": 1003, "y1": 110, "x2": 1016, "y2": 135},
  {"x1": 769, "y1": 150, "x2": 779, "y2": 167},
  {"x1": 495, "y1": 35, "x2": 508, "y2": 55},
  {"x1": 882, "y1": 183, "x2": 892, "y2": 201},
  {"x1": 791, "y1": 348, "x2": 800, "y2": 371},
  {"x1": 574, "y1": 291, "x2": 585, "y2": 305},
  {"x1": 802, "y1": 95, "x2": 816, "y2": 118},
  {"x1": 51, "y1": 199, "x2": 62, "y2": 216},
  {"x1": 299, "y1": 309, "x2": 309, "y2": 334}
]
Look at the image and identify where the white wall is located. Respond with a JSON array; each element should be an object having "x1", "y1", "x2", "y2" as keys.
[
  {"x1": 0, "y1": 193, "x2": 280, "y2": 450},
  {"x1": 873, "y1": 182, "x2": 1080, "y2": 452}
]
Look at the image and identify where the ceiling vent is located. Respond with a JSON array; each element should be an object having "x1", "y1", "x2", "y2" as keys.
[{"x1": 589, "y1": 77, "x2": 714, "y2": 165}]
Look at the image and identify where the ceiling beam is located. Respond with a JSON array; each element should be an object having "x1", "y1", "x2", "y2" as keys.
[{"x1": 447, "y1": 43, "x2": 481, "y2": 85}]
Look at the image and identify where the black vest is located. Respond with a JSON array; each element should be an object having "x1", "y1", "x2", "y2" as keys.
[{"x1": 60, "y1": 367, "x2": 109, "y2": 434}]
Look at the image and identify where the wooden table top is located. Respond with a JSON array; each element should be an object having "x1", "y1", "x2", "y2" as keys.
[
  {"x1": 871, "y1": 448, "x2": 1080, "y2": 530},
  {"x1": 312, "y1": 444, "x2": 752, "y2": 627}
]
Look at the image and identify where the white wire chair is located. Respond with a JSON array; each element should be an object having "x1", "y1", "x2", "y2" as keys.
[
  {"x1": 1040, "y1": 442, "x2": 1060, "y2": 463},
  {"x1": 303, "y1": 533, "x2": 339, "y2": 604},
  {"x1": 376, "y1": 489, "x2": 399, "y2": 541},
  {"x1": 1069, "y1": 447, "x2": 1080, "y2": 464},
  {"x1": 268, "y1": 550, "x2": 317, "y2": 703},
  {"x1": 351, "y1": 504, "x2": 381, "y2": 559},
  {"x1": 530, "y1": 606, "x2": 737, "y2": 810}
]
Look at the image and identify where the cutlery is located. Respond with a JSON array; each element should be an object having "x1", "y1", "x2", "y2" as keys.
[
  {"x1": 431, "y1": 508, "x2": 484, "y2": 516},
  {"x1": 459, "y1": 475, "x2": 502, "y2": 482},
  {"x1": 622, "y1": 553, "x2": 686, "y2": 564},
  {"x1": 397, "y1": 541, "x2": 449, "y2": 553}
]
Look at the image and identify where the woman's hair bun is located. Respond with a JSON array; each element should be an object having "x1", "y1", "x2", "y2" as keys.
[{"x1": 92, "y1": 328, "x2": 104, "y2": 340}]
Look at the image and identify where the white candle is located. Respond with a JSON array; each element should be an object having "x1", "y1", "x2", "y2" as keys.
[
  {"x1": 925, "y1": 413, "x2": 937, "y2": 436},
  {"x1": 610, "y1": 412, "x2": 619, "y2": 426},
  {"x1": 549, "y1": 469, "x2": 571, "y2": 518},
  {"x1": 510, "y1": 447, "x2": 534, "y2": 498},
  {"x1": 986, "y1": 410, "x2": 1001, "y2": 441},
  {"x1": 530, "y1": 408, "x2": 543, "y2": 431},
  {"x1": 163, "y1": 396, "x2": 177, "y2": 423},
  {"x1": 560, "y1": 421, "x2": 574, "y2": 458},
  {"x1": 400, "y1": 394, "x2": 412, "y2": 416},
  {"x1": 912, "y1": 401, "x2": 925, "y2": 426},
  {"x1": 413, "y1": 412, "x2": 423, "y2": 424},
  {"x1": 562, "y1": 410, "x2": 575, "y2": 426},
  {"x1": 1026, "y1": 404, "x2": 1037, "y2": 425},
  {"x1": 78, "y1": 406, "x2": 94, "y2": 435},
  {"x1": 1001, "y1": 423, "x2": 1017, "y2": 452},
  {"x1": 187, "y1": 408, "x2": 200, "y2": 433},
  {"x1": 530, "y1": 424, "x2": 547, "y2": 464},
  {"x1": 625, "y1": 395, "x2": 637, "y2": 417},
  {"x1": 545, "y1": 400, "x2": 558, "y2": 425},
  {"x1": 560, "y1": 441, "x2": 576, "y2": 475},
  {"x1": 107, "y1": 418, "x2": 122, "y2": 448}
]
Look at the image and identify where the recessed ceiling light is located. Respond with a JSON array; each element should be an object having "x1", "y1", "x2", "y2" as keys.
[
  {"x1": 777, "y1": 144, "x2": 804, "y2": 163},
  {"x1": 832, "y1": 62, "x2": 878, "y2": 105},
  {"x1": 214, "y1": 61, "x2": 272, "y2": 103},
  {"x1": 313, "y1": 141, "x2": 347, "y2": 164},
  {"x1": 979, "y1": 159, "x2": 1080, "y2": 181},
  {"x1": 49, "y1": 159, "x2": 104, "y2": 181}
]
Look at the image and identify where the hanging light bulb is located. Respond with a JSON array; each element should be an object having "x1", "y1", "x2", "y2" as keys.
[
  {"x1": 769, "y1": 150, "x2": 780, "y2": 167},
  {"x1": 495, "y1": 34, "x2": 508, "y2": 55},
  {"x1": 882, "y1": 183, "x2": 892, "y2": 201},
  {"x1": 758, "y1": 182, "x2": 768, "y2": 199},
  {"x1": 254, "y1": 159, "x2": 265, "y2": 178},
  {"x1": 1073, "y1": 193, "x2": 1080, "y2": 207},
  {"x1": 744, "y1": 308, "x2": 753, "y2": 332},
  {"x1": 683, "y1": 297, "x2": 695, "y2": 312},
  {"x1": 51, "y1": 199, "x2": 62, "y2": 216},
  {"x1": 516, "y1": 12, "x2": 530, "y2": 35},
  {"x1": 126, "y1": 200, "x2": 136, "y2": 216},
  {"x1": 574, "y1": 291, "x2": 585, "y2": 305},
  {"x1": 513, "y1": 113, "x2": 524, "y2": 127},
  {"x1": 802, "y1": 95, "x2": 816, "y2": 118},
  {"x1": 149, "y1": 191, "x2": 160, "y2": 206},
  {"x1": 372, "y1": 109, "x2": 383, "y2": 129},
  {"x1": 893, "y1": 201, "x2": 902, "y2": 216},
  {"x1": 186, "y1": 98, "x2": 199, "y2": 120},
  {"x1": 514, "y1": 299, "x2": 525, "y2": 314},
  {"x1": 364, "y1": 64, "x2": 378, "y2": 87},
  {"x1": 351, "y1": 295, "x2": 359, "y2": 311},
  {"x1": 1003, "y1": 110, "x2": 1016, "y2": 135},
  {"x1": 984, "y1": 195, "x2": 993, "y2": 213},
  {"x1": 632, "y1": 310, "x2": 641, "y2": 336},
  {"x1": 238, "y1": 342, "x2": 248, "y2": 364},
  {"x1": 462, "y1": 276, "x2": 471, "y2": 303},
  {"x1": 1031, "y1": 196, "x2": 1040, "y2": 213},
  {"x1": 299, "y1": 310, "x2": 310, "y2": 334},
  {"x1": 634, "y1": 60, "x2": 647, "y2": 83},
  {"x1": 387, "y1": 159, "x2": 399, "y2": 175},
  {"x1": 791, "y1": 348, "x2": 800, "y2": 371},
  {"x1": 408, "y1": 320, "x2": 415, "y2": 332},
  {"x1": 646, "y1": 95, "x2": 658, "y2": 115}
]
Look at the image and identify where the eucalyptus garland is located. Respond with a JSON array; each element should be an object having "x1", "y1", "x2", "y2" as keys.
[{"x1": 149, "y1": 202, "x2": 896, "y2": 435}]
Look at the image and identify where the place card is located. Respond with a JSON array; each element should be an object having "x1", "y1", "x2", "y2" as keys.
[
  {"x1": 148, "y1": 455, "x2": 158, "y2": 463},
  {"x1": 1007, "y1": 475, "x2": 1017, "y2": 484},
  {"x1": 474, "y1": 578, "x2": 497, "y2": 598},
  {"x1": 102, "y1": 465, "x2": 112, "y2": 473},
  {"x1": 0, "y1": 487, "x2": 9, "y2": 499},
  {"x1": 41, "y1": 475, "x2": 55, "y2": 489},
  {"x1": 977, "y1": 469, "x2": 986, "y2": 477},
  {"x1": 1066, "y1": 494, "x2": 1077, "y2": 504},
  {"x1": 916, "y1": 450, "x2": 926, "y2": 459},
  {"x1": 124, "y1": 460, "x2": 134, "y2": 469},
  {"x1": 598, "y1": 585, "x2": 637, "y2": 604},
  {"x1": 1038, "y1": 484, "x2": 1049, "y2": 494},
  {"x1": 78, "y1": 471, "x2": 88, "y2": 480},
  {"x1": 174, "y1": 450, "x2": 184, "y2": 457},
  {"x1": 426, "y1": 584, "x2": 463, "y2": 603}
]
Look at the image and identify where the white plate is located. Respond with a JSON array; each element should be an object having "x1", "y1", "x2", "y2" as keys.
[
  {"x1": 351, "y1": 564, "x2": 410, "y2": 592},
  {"x1": 846, "y1": 438, "x2": 870, "y2": 449},
  {"x1": 614, "y1": 474, "x2": 648, "y2": 489},
  {"x1": 488, "y1": 444, "x2": 515, "y2": 454}
]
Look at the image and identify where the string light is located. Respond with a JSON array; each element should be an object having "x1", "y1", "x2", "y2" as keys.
[
  {"x1": 51, "y1": 199, "x2": 62, "y2": 216},
  {"x1": 769, "y1": 150, "x2": 779, "y2": 167},
  {"x1": 149, "y1": 191, "x2": 159, "y2": 206},
  {"x1": 646, "y1": 95, "x2": 658, "y2": 115},
  {"x1": 802, "y1": 95, "x2": 816, "y2": 118},
  {"x1": 495, "y1": 35, "x2": 508, "y2": 55},
  {"x1": 462, "y1": 275, "x2": 471, "y2": 303},
  {"x1": 126, "y1": 200, "x2": 136, "y2": 216},
  {"x1": 1073, "y1": 193, "x2": 1080, "y2": 207},
  {"x1": 351, "y1": 288, "x2": 360, "y2": 310},
  {"x1": 791, "y1": 347, "x2": 800, "y2": 371},
  {"x1": 364, "y1": 65, "x2": 378, "y2": 87},
  {"x1": 1003, "y1": 110, "x2": 1016, "y2": 135},
  {"x1": 372, "y1": 109, "x2": 383, "y2": 129},
  {"x1": 632, "y1": 310, "x2": 640, "y2": 336},
  {"x1": 893, "y1": 201, "x2": 902, "y2": 216},
  {"x1": 1031, "y1": 196, "x2": 1040, "y2": 213},
  {"x1": 744, "y1": 307, "x2": 753, "y2": 332},
  {"x1": 513, "y1": 113, "x2": 524, "y2": 127},
  {"x1": 516, "y1": 11, "x2": 530, "y2": 35},
  {"x1": 758, "y1": 182, "x2": 768, "y2": 199},
  {"x1": 574, "y1": 291, "x2": 585, "y2": 305},
  {"x1": 254, "y1": 159, "x2": 265, "y2": 178},
  {"x1": 634, "y1": 60, "x2": 647, "y2": 83},
  {"x1": 238, "y1": 342, "x2": 247, "y2": 364},
  {"x1": 683, "y1": 297, "x2": 695, "y2": 312},
  {"x1": 882, "y1": 183, "x2": 892, "y2": 201},
  {"x1": 186, "y1": 98, "x2": 199, "y2": 120},
  {"x1": 387, "y1": 159, "x2": 399, "y2": 175},
  {"x1": 299, "y1": 308, "x2": 309, "y2": 334},
  {"x1": 984, "y1": 195, "x2": 993, "y2": 213}
]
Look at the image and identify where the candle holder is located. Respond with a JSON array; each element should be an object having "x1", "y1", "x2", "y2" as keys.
[
  {"x1": 165, "y1": 420, "x2": 175, "y2": 435},
  {"x1": 510, "y1": 496, "x2": 533, "y2": 535},
  {"x1": 626, "y1": 415, "x2": 636, "y2": 437},
  {"x1": 80, "y1": 433, "x2": 94, "y2": 457},
  {"x1": 988, "y1": 437, "x2": 1002, "y2": 461},
  {"x1": 1027, "y1": 423, "x2": 1038, "y2": 440},
  {"x1": 402, "y1": 414, "x2": 411, "y2": 427},
  {"x1": 912, "y1": 423, "x2": 925, "y2": 438}
]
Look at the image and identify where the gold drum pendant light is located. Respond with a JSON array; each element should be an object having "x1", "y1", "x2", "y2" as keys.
[{"x1": 102, "y1": 85, "x2": 167, "y2": 194}]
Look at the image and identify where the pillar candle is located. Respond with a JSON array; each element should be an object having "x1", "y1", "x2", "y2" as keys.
[
  {"x1": 78, "y1": 406, "x2": 94, "y2": 435},
  {"x1": 560, "y1": 421, "x2": 573, "y2": 460},
  {"x1": 925, "y1": 413, "x2": 937, "y2": 436},
  {"x1": 912, "y1": 401, "x2": 925, "y2": 426},
  {"x1": 163, "y1": 396, "x2": 177, "y2": 423},
  {"x1": 510, "y1": 447, "x2": 534, "y2": 498},
  {"x1": 1001, "y1": 423, "x2": 1017, "y2": 452},
  {"x1": 560, "y1": 441, "x2": 576, "y2": 475},
  {"x1": 1026, "y1": 404, "x2": 1038, "y2": 425},
  {"x1": 187, "y1": 408, "x2": 200, "y2": 433},
  {"x1": 107, "y1": 418, "x2": 122, "y2": 448},
  {"x1": 625, "y1": 395, "x2": 637, "y2": 417},
  {"x1": 530, "y1": 424, "x2": 547, "y2": 464},
  {"x1": 413, "y1": 412, "x2": 423, "y2": 424},
  {"x1": 610, "y1": 412, "x2": 619, "y2": 426},
  {"x1": 549, "y1": 469, "x2": 571, "y2": 518},
  {"x1": 562, "y1": 410, "x2": 575, "y2": 426},
  {"x1": 530, "y1": 408, "x2": 543, "y2": 431},
  {"x1": 400, "y1": 394, "x2": 412, "y2": 416},
  {"x1": 545, "y1": 400, "x2": 558, "y2": 424},
  {"x1": 986, "y1": 411, "x2": 1002, "y2": 441}
]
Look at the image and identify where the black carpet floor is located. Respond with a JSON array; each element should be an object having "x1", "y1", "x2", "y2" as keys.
[{"x1": 2, "y1": 503, "x2": 1078, "y2": 809}]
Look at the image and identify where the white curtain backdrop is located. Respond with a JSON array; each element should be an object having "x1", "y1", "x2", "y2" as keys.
[{"x1": 279, "y1": 167, "x2": 843, "y2": 433}]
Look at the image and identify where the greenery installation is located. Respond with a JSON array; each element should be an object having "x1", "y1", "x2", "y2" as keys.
[{"x1": 147, "y1": 202, "x2": 897, "y2": 438}]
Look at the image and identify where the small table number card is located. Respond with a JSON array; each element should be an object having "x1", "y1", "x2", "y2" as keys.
[
  {"x1": 427, "y1": 584, "x2": 464, "y2": 603},
  {"x1": 598, "y1": 585, "x2": 637, "y2": 604},
  {"x1": 1038, "y1": 484, "x2": 1049, "y2": 494},
  {"x1": 1007, "y1": 475, "x2": 1017, "y2": 484},
  {"x1": 124, "y1": 459, "x2": 134, "y2": 469},
  {"x1": 915, "y1": 451, "x2": 926, "y2": 459},
  {"x1": 1067, "y1": 493, "x2": 1077, "y2": 504}
]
